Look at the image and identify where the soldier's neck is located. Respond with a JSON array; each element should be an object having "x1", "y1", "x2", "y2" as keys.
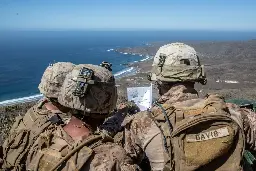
[
  {"x1": 157, "y1": 83, "x2": 198, "y2": 104},
  {"x1": 159, "y1": 82, "x2": 195, "y2": 96}
]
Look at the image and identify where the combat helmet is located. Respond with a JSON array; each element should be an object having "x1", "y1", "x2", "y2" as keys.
[
  {"x1": 38, "y1": 62, "x2": 75, "y2": 99},
  {"x1": 148, "y1": 42, "x2": 207, "y2": 84},
  {"x1": 58, "y1": 64, "x2": 117, "y2": 116}
]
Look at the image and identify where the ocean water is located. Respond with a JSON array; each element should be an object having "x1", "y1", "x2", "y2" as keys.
[{"x1": 0, "y1": 30, "x2": 255, "y2": 102}]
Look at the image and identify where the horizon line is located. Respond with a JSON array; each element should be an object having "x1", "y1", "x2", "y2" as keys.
[{"x1": 1, "y1": 29, "x2": 256, "y2": 32}]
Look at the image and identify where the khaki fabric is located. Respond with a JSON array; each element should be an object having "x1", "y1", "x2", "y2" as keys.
[
  {"x1": 38, "y1": 62, "x2": 75, "y2": 98},
  {"x1": 25, "y1": 118, "x2": 139, "y2": 171},
  {"x1": 83, "y1": 143, "x2": 140, "y2": 171},
  {"x1": 2, "y1": 99, "x2": 140, "y2": 171},
  {"x1": 227, "y1": 103, "x2": 256, "y2": 152},
  {"x1": 121, "y1": 85, "x2": 254, "y2": 171},
  {"x1": 58, "y1": 64, "x2": 117, "y2": 114},
  {"x1": 26, "y1": 125, "x2": 94, "y2": 171},
  {"x1": 149, "y1": 43, "x2": 206, "y2": 84},
  {"x1": 2, "y1": 99, "x2": 59, "y2": 170},
  {"x1": 121, "y1": 85, "x2": 198, "y2": 171},
  {"x1": 150, "y1": 94, "x2": 245, "y2": 171}
]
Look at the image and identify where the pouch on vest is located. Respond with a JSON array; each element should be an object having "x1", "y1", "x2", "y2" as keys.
[
  {"x1": 2, "y1": 105, "x2": 54, "y2": 170},
  {"x1": 150, "y1": 94, "x2": 245, "y2": 171},
  {"x1": 2, "y1": 116, "x2": 29, "y2": 170},
  {"x1": 26, "y1": 133, "x2": 95, "y2": 171}
]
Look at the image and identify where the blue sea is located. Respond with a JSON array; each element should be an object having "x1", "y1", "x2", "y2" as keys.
[{"x1": 0, "y1": 30, "x2": 255, "y2": 102}]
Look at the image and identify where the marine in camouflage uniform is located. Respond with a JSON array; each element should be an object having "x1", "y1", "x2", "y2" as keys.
[
  {"x1": 1, "y1": 62, "x2": 75, "y2": 170},
  {"x1": 110, "y1": 43, "x2": 256, "y2": 171},
  {"x1": 56, "y1": 64, "x2": 139, "y2": 171},
  {"x1": 1, "y1": 62, "x2": 139, "y2": 171}
]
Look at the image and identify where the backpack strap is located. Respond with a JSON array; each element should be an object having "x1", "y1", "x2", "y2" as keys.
[
  {"x1": 151, "y1": 102, "x2": 173, "y2": 154},
  {"x1": 49, "y1": 134, "x2": 104, "y2": 171},
  {"x1": 147, "y1": 104, "x2": 175, "y2": 171},
  {"x1": 243, "y1": 150, "x2": 256, "y2": 171}
]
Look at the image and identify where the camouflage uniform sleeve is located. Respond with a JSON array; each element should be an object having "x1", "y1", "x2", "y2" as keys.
[
  {"x1": 241, "y1": 108, "x2": 256, "y2": 151},
  {"x1": 84, "y1": 143, "x2": 139, "y2": 171},
  {"x1": 227, "y1": 103, "x2": 256, "y2": 152},
  {"x1": 100, "y1": 101, "x2": 140, "y2": 137},
  {"x1": 123, "y1": 111, "x2": 165, "y2": 171}
]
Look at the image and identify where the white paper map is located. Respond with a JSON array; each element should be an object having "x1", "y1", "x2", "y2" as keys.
[{"x1": 127, "y1": 84, "x2": 153, "y2": 111}]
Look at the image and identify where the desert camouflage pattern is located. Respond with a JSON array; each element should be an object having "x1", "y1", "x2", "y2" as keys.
[
  {"x1": 100, "y1": 101, "x2": 140, "y2": 137},
  {"x1": 38, "y1": 62, "x2": 75, "y2": 98},
  {"x1": 58, "y1": 64, "x2": 117, "y2": 114},
  {"x1": 122, "y1": 84, "x2": 199, "y2": 171},
  {"x1": 152, "y1": 94, "x2": 245, "y2": 171},
  {"x1": 1, "y1": 98, "x2": 69, "y2": 170},
  {"x1": 153, "y1": 43, "x2": 199, "y2": 66},
  {"x1": 157, "y1": 83, "x2": 198, "y2": 104},
  {"x1": 122, "y1": 84, "x2": 256, "y2": 171},
  {"x1": 26, "y1": 123, "x2": 139, "y2": 171},
  {"x1": 227, "y1": 103, "x2": 256, "y2": 152},
  {"x1": 84, "y1": 143, "x2": 140, "y2": 171},
  {"x1": 2, "y1": 98, "x2": 139, "y2": 171},
  {"x1": 149, "y1": 43, "x2": 206, "y2": 84}
]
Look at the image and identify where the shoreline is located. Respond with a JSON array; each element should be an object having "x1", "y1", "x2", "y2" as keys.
[{"x1": 1, "y1": 39, "x2": 256, "y2": 145}]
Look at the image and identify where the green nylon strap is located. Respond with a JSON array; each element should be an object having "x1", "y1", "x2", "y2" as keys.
[{"x1": 244, "y1": 150, "x2": 256, "y2": 165}]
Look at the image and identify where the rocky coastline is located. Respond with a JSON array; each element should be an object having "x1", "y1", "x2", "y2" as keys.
[{"x1": 1, "y1": 40, "x2": 256, "y2": 145}]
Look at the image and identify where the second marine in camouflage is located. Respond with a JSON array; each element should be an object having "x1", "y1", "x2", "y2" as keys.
[
  {"x1": 1, "y1": 62, "x2": 140, "y2": 170},
  {"x1": 103, "y1": 43, "x2": 256, "y2": 171}
]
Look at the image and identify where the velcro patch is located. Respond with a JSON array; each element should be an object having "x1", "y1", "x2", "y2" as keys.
[
  {"x1": 186, "y1": 127, "x2": 230, "y2": 142},
  {"x1": 184, "y1": 108, "x2": 205, "y2": 115}
]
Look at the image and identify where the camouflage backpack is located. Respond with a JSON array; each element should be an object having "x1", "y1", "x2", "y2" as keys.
[
  {"x1": 2, "y1": 99, "x2": 113, "y2": 171},
  {"x1": 149, "y1": 94, "x2": 245, "y2": 171},
  {"x1": 2, "y1": 99, "x2": 65, "y2": 170}
]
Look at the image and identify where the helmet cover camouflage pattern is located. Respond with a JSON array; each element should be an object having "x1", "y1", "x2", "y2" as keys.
[
  {"x1": 38, "y1": 62, "x2": 75, "y2": 98},
  {"x1": 58, "y1": 64, "x2": 117, "y2": 114},
  {"x1": 149, "y1": 42, "x2": 206, "y2": 84}
]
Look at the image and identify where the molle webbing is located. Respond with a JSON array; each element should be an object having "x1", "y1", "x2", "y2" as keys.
[
  {"x1": 49, "y1": 135, "x2": 103, "y2": 171},
  {"x1": 2, "y1": 106, "x2": 58, "y2": 170},
  {"x1": 149, "y1": 94, "x2": 245, "y2": 171}
]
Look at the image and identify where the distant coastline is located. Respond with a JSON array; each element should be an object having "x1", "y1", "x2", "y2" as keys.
[
  {"x1": 115, "y1": 39, "x2": 256, "y2": 101},
  {"x1": 1, "y1": 39, "x2": 256, "y2": 145},
  {"x1": 2, "y1": 39, "x2": 256, "y2": 105}
]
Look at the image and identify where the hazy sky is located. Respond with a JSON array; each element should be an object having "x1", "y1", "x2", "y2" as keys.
[{"x1": 0, "y1": 0, "x2": 255, "y2": 31}]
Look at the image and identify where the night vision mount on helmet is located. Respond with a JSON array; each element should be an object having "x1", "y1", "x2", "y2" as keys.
[
  {"x1": 58, "y1": 64, "x2": 117, "y2": 114},
  {"x1": 100, "y1": 61, "x2": 113, "y2": 71},
  {"x1": 72, "y1": 67, "x2": 95, "y2": 97}
]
